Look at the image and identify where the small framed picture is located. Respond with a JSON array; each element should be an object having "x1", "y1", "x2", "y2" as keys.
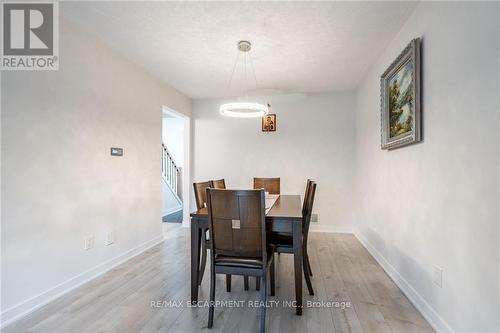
[{"x1": 262, "y1": 114, "x2": 276, "y2": 132}]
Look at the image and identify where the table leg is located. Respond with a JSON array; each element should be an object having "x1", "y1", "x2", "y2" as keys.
[
  {"x1": 191, "y1": 218, "x2": 201, "y2": 302},
  {"x1": 293, "y1": 221, "x2": 303, "y2": 315}
]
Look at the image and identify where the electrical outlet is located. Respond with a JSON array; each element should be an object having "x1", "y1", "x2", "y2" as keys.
[
  {"x1": 84, "y1": 235, "x2": 94, "y2": 250},
  {"x1": 311, "y1": 213, "x2": 319, "y2": 223},
  {"x1": 433, "y1": 266, "x2": 443, "y2": 288},
  {"x1": 104, "y1": 231, "x2": 115, "y2": 246}
]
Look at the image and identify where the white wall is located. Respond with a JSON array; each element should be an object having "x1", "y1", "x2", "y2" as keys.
[
  {"x1": 162, "y1": 116, "x2": 185, "y2": 167},
  {"x1": 0, "y1": 17, "x2": 190, "y2": 324},
  {"x1": 192, "y1": 93, "x2": 356, "y2": 232},
  {"x1": 354, "y1": 2, "x2": 500, "y2": 332}
]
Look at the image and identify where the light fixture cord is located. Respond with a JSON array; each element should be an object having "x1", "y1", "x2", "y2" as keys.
[
  {"x1": 248, "y1": 51, "x2": 259, "y2": 92},
  {"x1": 224, "y1": 42, "x2": 259, "y2": 101},
  {"x1": 244, "y1": 50, "x2": 248, "y2": 98},
  {"x1": 224, "y1": 49, "x2": 240, "y2": 99}
]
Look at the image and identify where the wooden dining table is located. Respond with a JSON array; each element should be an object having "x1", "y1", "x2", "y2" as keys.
[{"x1": 190, "y1": 194, "x2": 304, "y2": 315}]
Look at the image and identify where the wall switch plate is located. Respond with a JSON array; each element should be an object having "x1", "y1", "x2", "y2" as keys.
[
  {"x1": 433, "y1": 266, "x2": 443, "y2": 288},
  {"x1": 104, "y1": 231, "x2": 115, "y2": 246},
  {"x1": 84, "y1": 235, "x2": 94, "y2": 250},
  {"x1": 311, "y1": 213, "x2": 319, "y2": 223}
]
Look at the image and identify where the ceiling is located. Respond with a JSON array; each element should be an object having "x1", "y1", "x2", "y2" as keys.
[{"x1": 61, "y1": 1, "x2": 417, "y2": 99}]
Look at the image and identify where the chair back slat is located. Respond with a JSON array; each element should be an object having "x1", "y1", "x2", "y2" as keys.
[
  {"x1": 207, "y1": 189, "x2": 266, "y2": 260},
  {"x1": 212, "y1": 179, "x2": 226, "y2": 189},
  {"x1": 253, "y1": 177, "x2": 280, "y2": 195}
]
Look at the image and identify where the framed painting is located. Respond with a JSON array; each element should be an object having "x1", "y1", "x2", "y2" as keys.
[
  {"x1": 381, "y1": 38, "x2": 421, "y2": 150},
  {"x1": 262, "y1": 114, "x2": 276, "y2": 132}
]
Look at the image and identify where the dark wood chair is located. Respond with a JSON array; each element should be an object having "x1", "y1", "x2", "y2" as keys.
[
  {"x1": 194, "y1": 179, "x2": 255, "y2": 291},
  {"x1": 212, "y1": 178, "x2": 226, "y2": 189},
  {"x1": 253, "y1": 177, "x2": 280, "y2": 194},
  {"x1": 269, "y1": 180, "x2": 317, "y2": 295},
  {"x1": 193, "y1": 181, "x2": 213, "y2": 286},
  {"x1": 302, "y1": 179, "x2": 313, "y2": 276},
  {"x1": 193, "y1": 181, "x2": 212, "y2": 210},
  {"x1": 210, "y1": 178, "x2": 258, "y2": 291},
  {"x1": 206, "y1": 188, "x2": 275, "y2": 333},
  {"x1": 252, "y1": 177, "x2": 279, "y2": 290}
]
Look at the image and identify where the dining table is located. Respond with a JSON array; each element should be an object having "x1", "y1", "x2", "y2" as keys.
[{"x1": 190, "y1": 194, "x2": 304, "y2": 315}]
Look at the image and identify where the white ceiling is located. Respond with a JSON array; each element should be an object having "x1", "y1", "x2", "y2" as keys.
[{"x1": 61, "y1": 1, "x2": 417, "y2": 99}]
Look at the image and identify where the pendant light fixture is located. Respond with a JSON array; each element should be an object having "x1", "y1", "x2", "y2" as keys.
[{"x1": 219, "y1": 41, "x2": 269, "y2": 118}]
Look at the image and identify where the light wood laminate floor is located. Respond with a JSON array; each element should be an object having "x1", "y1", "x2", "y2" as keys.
[{"x1": 3, "y1": 224, "x2": 433, "y2": 333}]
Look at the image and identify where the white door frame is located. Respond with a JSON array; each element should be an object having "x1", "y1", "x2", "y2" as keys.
[{"x1": 162, "y1": 106, "x2": 190, "y2": 227}]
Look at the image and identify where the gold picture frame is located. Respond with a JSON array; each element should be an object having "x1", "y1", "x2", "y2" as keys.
[{"x1": 262, "y1": 114, "x2": 276, "y2": 132}]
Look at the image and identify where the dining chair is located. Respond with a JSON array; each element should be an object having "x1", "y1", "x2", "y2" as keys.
[
  {"x1": 252, "y1": 177, "x2": 279, "y2": 290},
  {"x1": 253, "y1": 177, "x2": 280, "y2": 194},
  {"x1": 193, "y1": 181, "x2": 213, "y2": 210},
  {"x1": 206, "y1": 188, "x2": 275, "y2": 333},
  {"x1": 269, "y1": 180, "x2": 317, "y2": 295},
  {"x1": 193, "y1": 180, "x2": 233, "y2": 288},
  {"x1": 212, "y1": 178, "x2": 226, "y2": 189},
  {"x1": 302, "y1": 179, "x2": 313, "y2": 276},
  {"x1": 211, "y1": 178, "x2": 258, "y2": 291},
  {"x1": 193, "y1": 181, "x2": 213, "y2": 286}
]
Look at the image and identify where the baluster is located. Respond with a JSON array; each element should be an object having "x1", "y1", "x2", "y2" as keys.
[
  {"x1": 173, "y1": 169, "x2": 176, "y2": 194},
  {"x1": 163, "y1": 149, "x2": 166, "y2": 176},
  {"x1": 174, "y1": 167, "x2": 177, "y2": 191},
  {"x1": 169, "y1": 157, "x2": 173, "y2": 185},
  {"x1": 164, "y1": 149, "x2": 167, "y2": 178},
  {"x1": 168, "y1": 155, "x2": 171, "y2": 184},
  {"x1": 168, "y1": 155, "x2": 171, "y2": 183}
]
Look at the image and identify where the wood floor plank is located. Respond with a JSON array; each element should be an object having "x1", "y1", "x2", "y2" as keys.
[
  {"x1": 315, "y1": 232, "x2": 364, "y2": 333},
  {"x1": 3, "y1": 225, "x2": 433, "y2": 333}
]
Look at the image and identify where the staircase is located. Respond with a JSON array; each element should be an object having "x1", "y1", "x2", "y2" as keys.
[{"x1": 162, "y1": 143, "x2": 182, "y2": 216}]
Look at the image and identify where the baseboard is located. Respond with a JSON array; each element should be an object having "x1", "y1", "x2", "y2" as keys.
[
  {"x1": 162, "y1": 206, "x2": 182, "y2": 216},
  {"x1": 354, "y1": 231, "x2": 453, "y2": 333},
  {"x1": 309, "y1": 224, "x2": 353, "y2": 234},
  {"x1": 0, "y1": 234, "x2": 165, "y2": 328}
]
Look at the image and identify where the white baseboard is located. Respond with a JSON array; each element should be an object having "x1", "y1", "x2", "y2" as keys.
[
  {"x1": 0, "y1": 235, "x2": 165, "y2": 328},
  {"x1": 309, "y1": 224, "x2": 353, "y2": 234},
  {"x1": 354, "y1": 231, "x2": 453, "y2": 333},
  {"x1": 162, "y1": 206, "x2": 182, "y2": 216}
]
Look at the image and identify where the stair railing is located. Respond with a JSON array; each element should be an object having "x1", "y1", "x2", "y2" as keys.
[{"x1": 162, "y1": 143, "x2": 182, "y2": 200}]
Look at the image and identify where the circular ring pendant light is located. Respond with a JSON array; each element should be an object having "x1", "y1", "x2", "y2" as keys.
[{"x1": 219, "y1": 41, "x2": 269, "y2": 118}]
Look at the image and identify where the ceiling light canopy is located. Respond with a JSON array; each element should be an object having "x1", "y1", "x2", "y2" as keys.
[{"x1": 219, "y1": 41, "x2": 268, "y2": 118}]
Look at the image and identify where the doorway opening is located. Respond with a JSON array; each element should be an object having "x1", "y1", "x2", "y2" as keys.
[{"x1": 161, "y1": 106, "x2": 190, "y2": 228}]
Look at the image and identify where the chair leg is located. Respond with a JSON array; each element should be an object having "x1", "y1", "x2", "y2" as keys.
[
  {"x1": 256, "y1": 277, "x2": 260, "y2": 291},
  {"x1": 303, "y1": 254, "x2": 314, "y2": 296},
  {"x1": 198, "y1": 232, "x2": 207, "y2": 285},
  {"x1": 226, "y1": 274, "x2": 231, "y2": 292},
  {"x1": 259, "y1": 272, "x2": 267, "y2": 333},
  {"x1": 306, "y1": 253, "x2": 313, "y2": 276},
  {"x1": 244, "y1": 275, "x2": 249, "y2": 291},
  {"x1": 208, "y1": 265, "x2": 216, "y2": 328},
  {"x1": 270, "y1": 259, "x2": 275, "y2": 296}
]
